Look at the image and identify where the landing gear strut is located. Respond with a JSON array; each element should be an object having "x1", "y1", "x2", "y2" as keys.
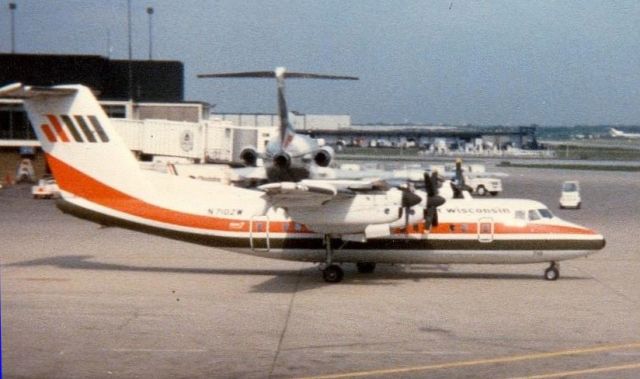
[
  {"x1": 544, "y1": 262, "x2": 559, "y2": 281},
  {"x1": 322, "y1": 235, "x2": 343, "y2": 283}
]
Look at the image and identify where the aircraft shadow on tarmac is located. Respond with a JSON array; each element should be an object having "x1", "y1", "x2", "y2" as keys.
[{"x1": 6, "y1": 255, "x2": 591, "y2": 294}]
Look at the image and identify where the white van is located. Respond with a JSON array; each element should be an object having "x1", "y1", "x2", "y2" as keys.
[{"x1": 559, "y1": 181, "x2": 581, "y2": 209}]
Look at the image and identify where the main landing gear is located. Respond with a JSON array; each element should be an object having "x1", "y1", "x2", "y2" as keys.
[
  {"x1": 320, "y1": 236, "x2": 377, "y2": 283},
  {"x1": 322, "y1": 235, "x2": 344, "y2": 283},
  {"x1": 544, "y1": 262, "x2": 559, "y2": 281}
]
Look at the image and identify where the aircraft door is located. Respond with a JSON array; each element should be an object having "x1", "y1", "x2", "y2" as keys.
[
  {"x1": 477, "y1": 217, "x2": 494, "y2": 243},
  {"x1": 250, "y1": 216, "x2": 270, "y2": 252}
]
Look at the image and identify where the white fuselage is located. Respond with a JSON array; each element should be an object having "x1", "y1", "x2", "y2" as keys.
[{"x1": 52, "y1": 154, "x2": 604, "y2": 265}]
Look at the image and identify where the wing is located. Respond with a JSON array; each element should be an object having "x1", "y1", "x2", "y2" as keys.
[
  {"x1": 259, "y1": 181, "x2": 346, "y2": 208},
  {"x1": 259, "y1": 178, "x2": 388, "y2": 210}
]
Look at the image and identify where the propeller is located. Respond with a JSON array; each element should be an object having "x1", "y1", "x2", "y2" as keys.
[
  {"x1": 423, "y1": 171, "x2": 446, "y2": 229},
  {"x1": 399, "y1": 183, "x2": 422, "y2": 233},
  {"x1": 451, "y1": 159, "x2": 473, "y2": 199}
]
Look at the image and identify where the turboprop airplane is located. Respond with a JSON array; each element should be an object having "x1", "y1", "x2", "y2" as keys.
[
  {"x1": 609, "y1": 128, "x2": 640, "y2": 139},
  {"x1": 0, "y1": 82, "x2": 605, "y2": 283},
  {"x1": 198, "y1": 67, "x2": 357, "y2": 183}
]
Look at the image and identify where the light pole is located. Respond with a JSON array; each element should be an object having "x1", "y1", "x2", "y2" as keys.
[
  {"x1": 127, "y1": 0, "x2": 133, "y2": 100},
  {"x1": 147, "y1": 7, "x2": 154, "y2": 60},
  {"x1": 9, "y1": 2, "x2": 16, "y2": 53}
]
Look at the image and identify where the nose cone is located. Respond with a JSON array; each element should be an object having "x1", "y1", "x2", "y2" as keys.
[
  {"x1": 594, "y1": 233, "x2": 606, "y2": 250},
  {"x1": 555, "y1": 217, "x2": 606, "y2": 250},
  {"x1": 579, "y1": 227, "x2": 606, "y2": 251}
]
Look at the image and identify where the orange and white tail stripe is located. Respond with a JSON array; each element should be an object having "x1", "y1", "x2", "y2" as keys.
[{"x1": 39, "y1": 114, "x2": 111, "y2": 144}]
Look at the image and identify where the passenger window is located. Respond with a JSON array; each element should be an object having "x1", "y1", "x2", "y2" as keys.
[
  {"x1": 528, "y1": 210, "x2": 541, "y2": 221},
  {"x1": 515, "y1": 210, "x2": 525, "y2": 220}
]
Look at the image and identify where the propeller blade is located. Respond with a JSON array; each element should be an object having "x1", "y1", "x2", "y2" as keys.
[
  {"x1": 401, "y1": 188, "x2": 422, "y2": 208},
  {"x1": 400, "y1": 185, "x2": 421, "y2": 234},
  {"x1": 422, "y1": 171, "x2": 445, "y2": 229},
  {"x1": 423, "y1": 207, "x2": 432, "y2": 228},
  {"x1": 455, "y1": 158, "x2": 465, "y2": 188},
  {"x1": 404, "y1": 206, "x2": 410, "y2": 233},
  {"x1": 431, "y1": 171, "x2": 440, "y2": 189},
  {"x1": 451, "y1": 181, "x2": 463, "y2": 199},
  {"x1": 427, "y1": 195, "x2": 446, "y2": 208},
  {"x1": 424, "y1": 172, "x2": 435, "y2": 197},
  {"x1": 424, "y1": 207, "x2": 438, "y2": 229}
]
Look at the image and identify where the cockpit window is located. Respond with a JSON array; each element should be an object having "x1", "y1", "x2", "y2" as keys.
[
  {"x1": 514, "y1": 210, "x2": 526, "y2": 220},
  {"x1": 538, "y1": 208, "x2": 553, "y2": 219},
  {"x1": 562, "y1": 182, "x2": 578, "y2": 192},
  {"x1": 528, "y1": 210, "x2": 541, "y2": 221}
]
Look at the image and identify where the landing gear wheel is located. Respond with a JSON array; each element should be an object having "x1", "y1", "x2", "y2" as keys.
[
  {"x1": 476, "y1": 186, "x2": 487, "y2": 196},
  {"x1": 356, "y1": 262, "x2": 376, "y2": 274},
  {"x1": 544, "y1": 263, "x2": 559, "y2": 281},
  {"x1": 323, "y1": 265, "x2": 344, "y2": 283}
]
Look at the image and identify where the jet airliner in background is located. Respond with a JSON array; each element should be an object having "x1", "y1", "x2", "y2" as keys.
[
  {"x1": 198, "y1": 67, "x2": 357, "y2": 183},
  {"x1": 0, "y1": 80, "x2": 605, "y2": 283},
  {"x1": 609, "y1": 128, "x2": 640, "y2": 139}
]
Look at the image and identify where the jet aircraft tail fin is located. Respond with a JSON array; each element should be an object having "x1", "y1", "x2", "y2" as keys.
[{"x1": 198, "y1": 67, "x2": 358, "y2": 148}]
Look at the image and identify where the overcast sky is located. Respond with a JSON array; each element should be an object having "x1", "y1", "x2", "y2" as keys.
[{"x1": 2, "y1": 1, "x2": 640, "y2": 125}]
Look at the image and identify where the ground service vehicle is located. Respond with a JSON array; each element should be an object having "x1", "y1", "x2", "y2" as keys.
[
  {"x1": 466, "y1": 174, "x2": 502, "y2": 196},
  {"x1": 31, "y1": 177, "x2": 60, "y2": 199},
  {"x1": 559, "y1": 180, "x2": 581, "y2": 209}
]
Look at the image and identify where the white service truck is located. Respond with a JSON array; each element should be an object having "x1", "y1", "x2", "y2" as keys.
[{"x1": 465, "y1": 174, "x2": 503, "y2": 196}]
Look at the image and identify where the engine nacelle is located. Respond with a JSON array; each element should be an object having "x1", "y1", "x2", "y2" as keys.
[
  {"x1": 273, "y1": 152, "x2": 291, "y2": 169},
  {"x1": 239, "y1": 147, "x2": 259, "y2": 167},
  {"x1": 313, "y1": 146, "x2": 334, "y2": 167}
]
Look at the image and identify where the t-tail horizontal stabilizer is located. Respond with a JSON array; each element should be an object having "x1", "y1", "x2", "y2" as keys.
[{"x1": 0, "y1": 82, "x2": 79, "y2": 98}]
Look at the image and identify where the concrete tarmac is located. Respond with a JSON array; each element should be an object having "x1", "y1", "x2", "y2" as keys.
[{"x1": 1, "y1": 167, "x2": 639, "y2": 378}]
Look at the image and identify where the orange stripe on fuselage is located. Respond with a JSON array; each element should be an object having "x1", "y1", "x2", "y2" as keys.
[
  {"x1": 45, "y1": 153, "x2": 595, "y2": 237},
  {"x1": 45, "y1": 153, "x2": 310, "y2": 234},
  {"x1": 427, "y1": 221, "x2": 595, "y2": 236},
  {"x1": 394, "y1": 222, "x2": 594, "y2": 236},
  {"x1": 46, "y1": 115, "x2": 70, "y2": 142},
  {"x1": 41, "y1": 124, "x2": 57, "y2": 142},
  {"x1": 495, "y1": 223, "x2": 596, "y2": 235}
]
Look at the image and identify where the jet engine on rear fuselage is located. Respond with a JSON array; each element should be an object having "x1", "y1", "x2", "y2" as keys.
[
  {"x1": 239, "y1": 147, "x2": 259, "y2": 167},
  {"x1": 313, "y1": 146, "x2": 334, "y2": 167}
]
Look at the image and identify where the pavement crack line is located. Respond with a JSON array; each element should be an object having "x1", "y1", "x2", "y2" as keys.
[
  {"x1": 269, "y1": 268, "x2": 304, "y2": 378},
  {"x1": 575, "y1": 265, "x2": 638, "y2": 306}
]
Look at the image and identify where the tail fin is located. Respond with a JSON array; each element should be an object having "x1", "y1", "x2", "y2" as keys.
[
  {"x1": 198, "y1": 67, "x2": 358, "y2": 147},
  {"x1": 0, "y1": 83, "x2": 149, "y2": 198}
]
